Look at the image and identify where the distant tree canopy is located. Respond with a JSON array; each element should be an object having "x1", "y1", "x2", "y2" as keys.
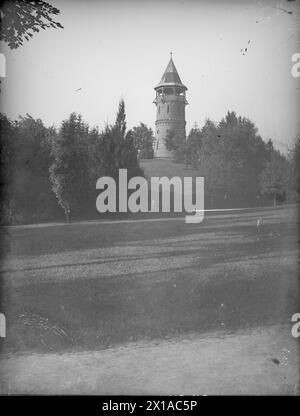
[
  {"x1": 131, "y1": 123, "x2": 154, "y2": 159},
  {"x1": 0, "y1": 108, "x2": 298, "y2": 224},
  {"x1": 0, "y1": 100, "x2": 143, "y2": 224},
  {"x1": 165, "y1": 111, "x2": 296, "y2": 208},
  {"x1": 165, "y1": 129, "x2": 186, "y2": 161},
  {"x1": 49, "y1": 100, "x2": 143, "y2": 222},
  {"x1": 287, "y1": 135, "x2": 300, "y2": 201},
  {"x1": 0, "y1": 0, "x2": 63, "y2": 49},
  {"x1": 259, "y1": 145, "x2": 290, "y2": 207},
  {"x1": 0, "y1": 113, "x2": 59, "y2": 223},
  {"x1": 92, "y1": 100, "x2": 143, "y2": 180}
]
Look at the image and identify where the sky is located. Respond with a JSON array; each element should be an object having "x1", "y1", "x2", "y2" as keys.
[{"x1": 0, "y1": 0, "x2": 300, "y2": 153}]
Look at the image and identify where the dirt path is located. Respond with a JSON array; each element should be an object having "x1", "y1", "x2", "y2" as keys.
[{"x1": 0, "y1": 324, "x2": 298, "y2": 395}]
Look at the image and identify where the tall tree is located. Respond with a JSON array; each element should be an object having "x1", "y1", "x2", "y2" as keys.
[
  {"x1": 0, "y1": 113, "x2": 58, "y2": 223},
  {"x1": 259, "y1": 147, "x2": 290, "y2": 207},
  {"x1": 165, "y1": 129, "x2": 185, "y2": 152},
  {"x1": 196, "y1": 112, "x2": 269, "y2": 207},
  {"x1": 0, "y1": 113, "x2": 18, "y2": 222},
  {"x1": 285, "y1": 135, "x2": 300, "y2": 202},
  {"x1": 94, "y1": 100, "x2": 143, "y2": 180},
  {"x1": 131, "y1": 123, "x2": 154, "y2": 159},
  {"x1": 186, "y1": 120, "x2": 217, "y2": 167},
  {"x1": 291, "y1": 136, "x2": 300, "y2": 200},
  {"x1": 49, "y1": 113, "x2": 90, "y2": 222},
  {"x1": 164, "y1": 129, "x2": 187, "y2": 162}
]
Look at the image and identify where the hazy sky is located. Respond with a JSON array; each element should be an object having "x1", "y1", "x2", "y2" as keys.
[{"x1": 1, "y1": 0, "x2": 300, "y2": 152}]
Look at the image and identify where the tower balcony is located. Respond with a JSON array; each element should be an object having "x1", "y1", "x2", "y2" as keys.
[
  {"x1": 153, "y1": 93, "x2": 188, "y2": 106},
  {"x1": 155, "y1": 86, "x2": 186, "y2": 97}
]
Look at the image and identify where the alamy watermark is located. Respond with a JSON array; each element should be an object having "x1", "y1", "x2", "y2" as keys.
[{"x1": 96, "y1": 169, "x2": 204, "y2": 223}]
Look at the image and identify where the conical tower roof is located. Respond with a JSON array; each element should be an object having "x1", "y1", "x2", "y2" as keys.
[{"x1": 155, "y1": 55, "x2": 187, "y2": 90}]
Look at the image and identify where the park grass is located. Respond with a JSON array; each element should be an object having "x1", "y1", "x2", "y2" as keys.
[{"x1": 0, "y1": 205, "x2": 298, "y2": 355}]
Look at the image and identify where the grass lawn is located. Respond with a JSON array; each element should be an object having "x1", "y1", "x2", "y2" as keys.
[
  {"x1": 0, "y1": 205, "x2": 298, "y2": 355},
  {"x1": 0, "y1": 205, "x2": 299, "y2": 394}
]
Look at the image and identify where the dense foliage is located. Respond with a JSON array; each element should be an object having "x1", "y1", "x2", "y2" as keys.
[
  {"x1": 131, "y1": 123, "x2": 154, "y2": 159},
  {"x1": 0, "y1": 107, "x2": 298, "y2": 224},
  {"x1": 0, "y1": 100, "x2": 143, "y2": 223},
  {"x1": 165, "y1": 111, "x2": 298, "y2": 208},
  {"x1": 0, "y1": 0, "x2": 63, "y2": 49}
]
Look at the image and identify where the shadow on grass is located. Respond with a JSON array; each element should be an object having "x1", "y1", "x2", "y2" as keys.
[
  {"x1": 1, "y1": 207, "x2": 298, "y2": 354},
  {"x1": 1, "y1": 256, "x2": 298, "y2": 354}
]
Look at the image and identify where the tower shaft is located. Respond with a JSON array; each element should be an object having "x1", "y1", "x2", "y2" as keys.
[{"x1": 153, "y1": 57, "x2": 188, "y2": 158}]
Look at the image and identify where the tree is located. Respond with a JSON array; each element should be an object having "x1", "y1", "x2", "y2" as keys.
[
  {"x1": 0, "y1": 113, "x2": 59, "y2": 223},
  {"x1": 49, "y1": 113, "x2": 90, "y2": 222},
  {"x1": 94, "y1": 100, "x2": 143, "y2": 180},
  {"x1": 0, "y1": 0, "x2": 63, "y2": 49},
  {"x1": 259, "y1": 147, "x2": 290, "y2": 207},
  {"x1": 0, "y1": 113, "x2": 18, "y2": 222},
  {"x1": 164, "y1": 129, "x2": 187, "y2": 162},
  {"x1": 195, "y1": 112, "x2": 269, "y2": 207},
  {"x1": 217, "y1": 112, "x2": 268, "y2": 205},
  {"x1": 286, "y1": 135, "x2": 300, "y2": 202},
  {"x1": 165, "y1": 129, "x2": 184, "y2": 152},
  {"x1": 184, "y1": 125, "x2": 203, "y2": 165},
  {"x1": 160, "y1": 111, "x2": 274, "y2": 207},
  {"x1": 291, "y1": 136, "x2": 300, "y2": 199},
  {"x1": 195, "y1": 119, "x2": 230, "y2": 207},
  {"x1": 131, "y1": 123, "x2": 154, "y2": 159},
  {"x1": 0, "y1": 102, "x2": 144, "y2": 224}
]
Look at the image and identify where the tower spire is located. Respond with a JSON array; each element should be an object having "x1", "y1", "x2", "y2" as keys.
[{"x1": 156, "y1": 54, "x2": 187, "y2": 90}]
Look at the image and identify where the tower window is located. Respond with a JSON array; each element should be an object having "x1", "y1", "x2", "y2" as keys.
[{"x1": 164, "y1": 87, "x2": 174, "y2": 95}]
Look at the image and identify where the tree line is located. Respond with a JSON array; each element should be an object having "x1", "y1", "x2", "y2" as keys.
[
  {"x1": 0, "y1": 100, "x2": 154, "y2": 224},
  {"x1": 0, "y1": 104, "x2": 299, "y2": 224},
  {"x1": 166, "y1": 111, "x2": 299, "y2": 208}
]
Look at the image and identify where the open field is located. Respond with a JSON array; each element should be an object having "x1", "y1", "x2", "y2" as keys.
[{"x1": 0, "y1": 205, "x2": 299, "y2": 394}]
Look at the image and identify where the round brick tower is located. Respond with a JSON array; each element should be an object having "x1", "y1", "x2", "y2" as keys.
[{"x1": 153, "y1": 54, "x2": 188, "y2": 158}]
